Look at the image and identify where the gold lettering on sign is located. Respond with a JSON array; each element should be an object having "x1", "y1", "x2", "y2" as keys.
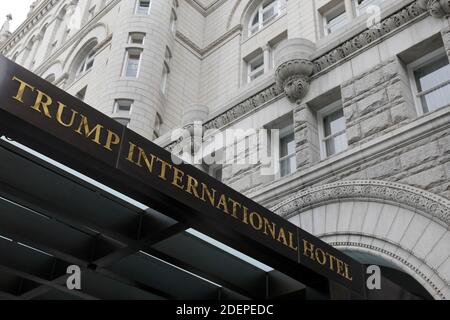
[
  {"x1": 10, "y1": 75, "x2": 122, "y2": 154},
  {"x1": 302, "y1": 240, "x2": 353, "y2": 281},
  {"x1": 124, "y1": 142, "x2": 301, "y2": 254},
  {"x1": 12, "y1": 76, "x2": 34, "y2": 102}
]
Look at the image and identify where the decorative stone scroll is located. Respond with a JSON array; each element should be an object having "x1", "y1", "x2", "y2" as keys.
[{"x1": 272, "y1": 180, "x2": 450, "y2": 226}]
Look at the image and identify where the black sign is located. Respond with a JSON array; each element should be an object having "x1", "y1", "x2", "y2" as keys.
[{"x1": 0, "y1": 55, "x2": 367, "y2": 297}]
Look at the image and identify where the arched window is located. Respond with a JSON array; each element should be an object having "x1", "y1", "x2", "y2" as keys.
[
  {"x1": 248, "y1": 0, "x2": 285, "y2": 36},
  {"x1": 76, "y1": 46, "x2": 96, "y2": 76},
  {"x1": 68, "y1": 39, "x2": 98, "y2": 83}
]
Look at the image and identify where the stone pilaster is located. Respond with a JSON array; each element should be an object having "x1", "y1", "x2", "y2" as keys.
[{"x1": 294, "y1": 103, "x2": 320, "y2": 170}]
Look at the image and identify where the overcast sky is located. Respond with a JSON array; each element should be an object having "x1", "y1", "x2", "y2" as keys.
[{"x1": 0, "y1": 1, "x2": 34, "y2": 32}]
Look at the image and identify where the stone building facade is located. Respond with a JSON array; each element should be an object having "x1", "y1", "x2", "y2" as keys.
[{"x1": 1, "y1": 0, "x2": 449, "y2": 299}]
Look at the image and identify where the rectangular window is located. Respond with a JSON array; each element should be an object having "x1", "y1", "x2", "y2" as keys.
[
  {"x1": 123, "y1": 49, "x2": 142, "y2": 78},
  {"x1": 279, "y1": 128, "x2": 296, "y2": 177},
  {"x1": 129, "y1": 32, "x2": 146, "y2": 45},
  {"x1": 136, "y1": 0, "x2": 151, "y2": 14},
  {"x1": 113, "y1": 99, "x2": 133, "y2": 114},
  {"x1": 319, "y1": 101, "x2": 348, "y2": 158},
  {"x1": 248, "y1": 54, "x2": 264, "y2": 83},
  {"x1": 323, "y1": 2, "x2": 348, "y2": 35},
  {"x1": 411, "y1": 52, "x2": 450, "y2": 114},
  {"x1": 262, "y1": 0, "x2": 278, "y2": 26}
]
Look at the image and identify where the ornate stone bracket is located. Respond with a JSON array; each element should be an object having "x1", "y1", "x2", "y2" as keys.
[
  {"x1": 274, "y1": 38, "x2": 316, "y2": 103},
  {"x1": 272, "y1": 180, "x2": 450, "y2": 226},
  {"x1": 418, "y1": 0, "x2": 450, "y2": 17}
]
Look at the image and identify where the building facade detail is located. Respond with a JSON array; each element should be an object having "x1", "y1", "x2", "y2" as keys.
[
  {"x1": 274, "y1": 38, "x2": 316, "y2": 103},
  {"x1": 418, "y1": 0, "x2": 450, "y2": 17},
  {"x1": 1, "y1": 0, "x2": 450, "y2": 299},
  {"x1": 272, "y1": 180, "x2": 450, "y2": 225}
]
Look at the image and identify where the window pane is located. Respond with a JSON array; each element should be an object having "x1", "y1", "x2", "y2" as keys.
[
  {"x1": 250, "y1": 56, "x2": 264, "y2": 71},
  {"x1": 324, "y1": 109, "x2": 345, "y2": 137},
  {"x1": 280, "y1": 155, "x2": 296, "y2": 177},
  {"x1": 115, "y1": 100, "x2": 133, "y2": 113},
  {"x1": 126, "y1": 53, "x2": 140, "y2": 77},
  {"x1": 326, "y1": 132, "x2": 348, "y2": 156},
  {"x1": 280, "y1": 133, "x2": 295, "y2": 158},
  {"x1": 415, "y1": 56, "x2": 450, "y2": 92},
  {"x1": 421, "y1": 84, "x2": 450, "y2": 113},
  {"x1": 262, "y1": 7, "x2": 276, "y2": 24},
  {"x1": 415, "y1": 56, "x2": 450, "y2": 113}
]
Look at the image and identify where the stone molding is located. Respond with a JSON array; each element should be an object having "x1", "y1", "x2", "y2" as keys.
[
  {"x1": 418, "y1": 0, "x2": 450, "y2": 17},
  {"x1": 330, "y1": 240, "x2": 447, "y2": 300},
  {"x1": 313, "y1": 0, "x2": 428, "y2": 74},
  {"x1": 0, "y1": 0, "x2": 58, "y2": 54},
  {"x1": 271, "y1": 180, "x2": 450, "y2": 227}
]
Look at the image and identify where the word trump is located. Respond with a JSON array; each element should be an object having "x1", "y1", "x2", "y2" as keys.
[{"x1": 11, "y1": 76, "x2": 122, "y2": 153}]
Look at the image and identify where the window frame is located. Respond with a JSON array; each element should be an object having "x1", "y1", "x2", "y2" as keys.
[
  {"x1": 77, "y1": 50, "x2": 95, "y2": 77},
  {"x1": 407, "y1": 47, "x2": 450, "y2": 116},
  {"x1": 136, "y1": 0, "x2": 151, "y2": 15},
  {"x1": 128, "y1": 32, "x2": 146, "y2": 45},
  {"x1": 247, "y1": 53, "x2": 265, "y2": 83},
  {"x1": 248, "y1": 0, "x2": 281, "y2": 36},
  {"x1": 317, "y1": 100, "x2": 348, "y2": 159},
  {"x1": 322, "y1": 1, "x2": 348, "y2": 36},
  {"x1": 122, "y1": 48, "x2": 143, "y2": 78},
  {"x1": 113, "y1": 99, "x2": 134, "y2": 115},
  {"x1": 278, "y1": 124, "x2": 296, "y2": 178}
]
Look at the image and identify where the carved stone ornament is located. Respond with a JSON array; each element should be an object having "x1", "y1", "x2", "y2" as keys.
[
  {"x1": 274, "y1": 38, "x2": 316, "y2": 102},
  {"x1": 417, "y1": 0, "x2": 450, "y2": 17},
  {"x1": 271, "y1": 180, "x2": 450, "y2": 227}
]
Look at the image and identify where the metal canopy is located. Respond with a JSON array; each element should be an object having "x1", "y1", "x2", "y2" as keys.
[{"x1": 0, "y1": 139, "x2": 308, "y2": 300}]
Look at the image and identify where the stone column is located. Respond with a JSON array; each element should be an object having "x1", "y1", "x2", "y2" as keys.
[
  {"x1": 262, "y1": 44, "x2": 271, "y2": 74},
  {"x1": 294, "y1": 103, "x2": 320, "y2": 170},
  {"x1": 344, "y1": 0, "x2": 354, "y2": 19},
  {"x1": 274, "y1": 38, "x2": 317, "y2": 170}
]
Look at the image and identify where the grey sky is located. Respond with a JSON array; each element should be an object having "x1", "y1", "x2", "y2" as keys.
[{"x1": 0, "y1": 1, "x2": 34, "y2": 32}]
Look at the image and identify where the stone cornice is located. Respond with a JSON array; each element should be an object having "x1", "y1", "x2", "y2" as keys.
[
  {"x1": 184, "y1": 0, "x2": 228, "y2": 17},
  {"x1": 313, "y1": 0, "x2": 428, "y2": 74},
  {"x1": 0, "y1": 0, "x2": 59, "y2": 54}
]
